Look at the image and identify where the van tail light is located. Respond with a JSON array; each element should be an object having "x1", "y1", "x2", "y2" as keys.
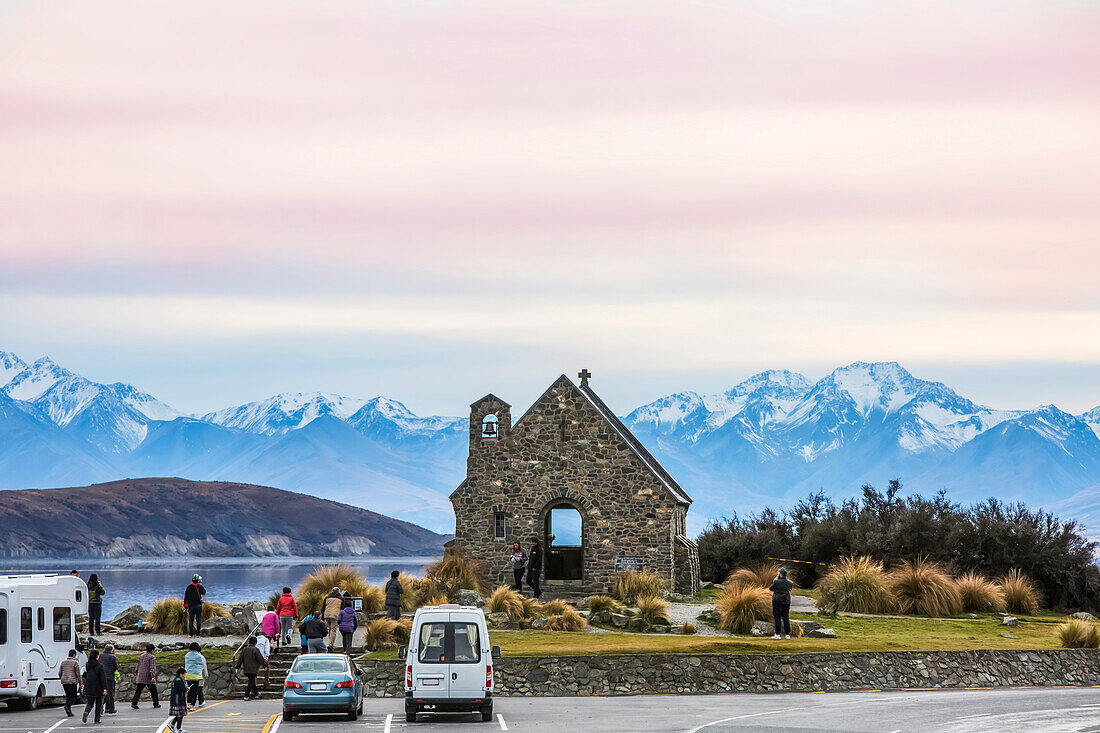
[
  {"x1": 486, "y1": 665, "x2": 493, "y2": 689},
  {"x1": 284, "y1": 681, "x2": 302, "y2": 689},
  {"x1": 0, "y1": 681, "x2": 16, "y2": 689},
  {"x1": 406, "y1": 665, "x2": 413, "y2": 688},
  {"x1": 334, "y1": 679, "x2": 354, "y2": 689}
]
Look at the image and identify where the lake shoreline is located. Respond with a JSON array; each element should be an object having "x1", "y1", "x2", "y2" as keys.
[{"x1": 1, "y1": 555, "x2": 442, "y2": 568}]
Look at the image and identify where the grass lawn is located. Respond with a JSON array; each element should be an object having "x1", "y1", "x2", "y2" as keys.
[
  {"x1": 116, "y1": 647, "x2": 237, "y2": 666},
  {"x1": 363, "y1": 612, "x2": 1066, "y2": 659}
]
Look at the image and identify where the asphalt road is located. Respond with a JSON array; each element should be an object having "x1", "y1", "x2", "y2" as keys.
[{"x1": 2, "y1": 687, "x2": 1099, "y2": 733}]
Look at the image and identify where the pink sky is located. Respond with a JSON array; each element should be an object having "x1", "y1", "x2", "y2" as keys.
[{"x1": 0, "y1": 1, "x2": 1098, "y2": 413}]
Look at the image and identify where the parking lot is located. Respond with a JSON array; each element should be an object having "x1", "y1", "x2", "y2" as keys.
[{"x1": 2, "y1": 686, "x2": 1100, "y2": 732}]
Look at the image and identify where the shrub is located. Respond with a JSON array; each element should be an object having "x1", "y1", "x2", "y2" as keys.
[
  {"x1": 423, "y1": 552, "x2": 485, "y2": 595},
  {"x1": 680, "y1": 622, "x2": 697, "y2": 635},
  {"x1": 817, "y1": 556, "x2": 893, "y2": 614},
  {"x1": 521, "y1": 597, "x2": 543, "y2": 619},
  {"x1": 1059, "y1": 619, "x2": 1100, "y2": 649},
  {"x1": 398, "y1": 573, "x2": 422, "y2": 612},
  {"x1": 545, "y1": 607, "x2": 588, "y2": 632},
  {"x1": 714, "y1": 585, "x2": 771, "y2": 634},
  {"x1": 145, "y1": 598, "x2": 187, "y2": 634},
  {"x1": 540, "y1": 599, "x2": 569, "y2": 617},
  {"x1": 360, "y1": 585, "x2": 385, "y2": 614},
  {"x1": 888, "y1": 559, "x2": 962, "y2": 617},
  {"x1": 585, "y1": 595, "x2": 624, "y2": 615},
  {"x1": 393, "y1": 617, "x2": 414, "y2": 647},
  {"x1": 488, "y1": 586, "x2": 525, "y2": 621},
  {"x1": 362, "y1": 618, "x2": 401, "y2": 651},
  {"x1": 1001, "y1": 569, "x2": 1041, "y2": 614},
  {"x1": 295, "y1": 564, "x2": 374, "y2": 616},
  {"x1": 612, "y1": 571, "x2": 666, "y2": 604},
  {"x1": 635, "y1": 595, "x2": 671, "y2": 626},
  {"x1": 954, "y1": 572, "x2": 1006, "y2": 613},
  {"x1": 726, "y1": 562, "x2": 794, "y2": 590}
]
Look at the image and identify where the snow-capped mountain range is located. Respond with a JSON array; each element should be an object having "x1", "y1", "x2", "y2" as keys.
[{"x1": 1, "y1": 349, "x2": 1099, "y2": 536}]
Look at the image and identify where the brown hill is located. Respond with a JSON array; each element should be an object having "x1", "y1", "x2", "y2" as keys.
[{"x1": 0, "y1": 477, "x2": 448, "y2": 558}]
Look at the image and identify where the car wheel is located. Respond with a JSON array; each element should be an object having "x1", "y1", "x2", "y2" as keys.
[
  {"x1": 357, "y1": 700, "x2": 364, "y2": 715},
  {"x1": 282, "y1": 711, "x2": 294, "y2": 722},
  {"x1": 347, "y1": 706, "x2": 358, "y2": 721}
]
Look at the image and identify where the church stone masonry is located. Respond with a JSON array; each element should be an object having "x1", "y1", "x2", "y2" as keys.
[{"x1": 449, "y1": 370, "x2": 700, "y2": 595}]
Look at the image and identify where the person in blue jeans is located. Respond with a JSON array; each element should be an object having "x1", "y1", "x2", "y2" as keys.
[{"x1": 184, "y1": 574, "x2": 206, "y2": 637}]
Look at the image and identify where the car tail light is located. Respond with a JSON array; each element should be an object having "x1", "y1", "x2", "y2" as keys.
[
  {"x1": 486, "y1": 665, "x2": 493, "y2": 689},
  {"x1": 406, "y1": 665, "x2": 413, "y2": 688},
  {"x1": 0, "y1": 681, "x2": 16, "y2": 688},
  {"x1": 284, "y1": 680, "x2": 302, "y2": 689},
  {"x1": 334, "y1": 679, "x2": 354, "y2": 688}
]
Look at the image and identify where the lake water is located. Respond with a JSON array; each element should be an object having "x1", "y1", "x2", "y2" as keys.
[{"x1": 0, "y1": 557, "x2": 436, "y2": 618}]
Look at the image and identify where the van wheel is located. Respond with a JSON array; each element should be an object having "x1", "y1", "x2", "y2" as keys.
[
  {"x1": 15, "y1": 687, "x2": 44, "y2": 711},
  {"x1": 481, "y1": 704, "x2": 493, "y2": 722},
  {"x1": 406, "y1": 709, "x2": 417, "y2": 723}
]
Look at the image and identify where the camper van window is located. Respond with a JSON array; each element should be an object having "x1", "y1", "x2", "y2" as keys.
[
  {"x1": 38, "y1": 607, "x2": 45, "y2": 631},
  {"x1": 20, "y1": 607, "x2": 32, "y2": 643},
  {"x1": 417, "y1": 622, "x2": 448, "y2": 664},
  {"x1": 0, "y1": 609, "x2": 6, "y2": 644},
  {"x1": 75, "y1": 589, "x2": 82, "y2": 602},
  {"x1": 54, "y1": 607, "x2": 72, "y2": 642},
  {"x1": 453, "y1": 623, "x2": 481, "y2": 664}
]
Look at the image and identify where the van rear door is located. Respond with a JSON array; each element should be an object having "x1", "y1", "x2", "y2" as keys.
[
  {"x1": 412, "y1": 619, "x2": 448, "y2": 698},
  {"x1": 448, "y1": 613, "x2": 484, "y2": 698}
]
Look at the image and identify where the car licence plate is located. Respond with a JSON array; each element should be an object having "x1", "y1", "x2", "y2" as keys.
[
  {"x1": 420, "y1": 679, "x2": 440, "y2": 686},
  {"x1": 310, "y1": 683, "x2": 327, "y2": 691}
]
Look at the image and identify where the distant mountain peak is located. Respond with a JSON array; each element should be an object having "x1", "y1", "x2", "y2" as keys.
[{"x1": 203, "y1": 391, "x2": 368, "y2": 435}]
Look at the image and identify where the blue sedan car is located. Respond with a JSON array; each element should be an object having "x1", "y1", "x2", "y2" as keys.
[{"x1": 282, "y1": 653, "x2": 367, "y2": 722}]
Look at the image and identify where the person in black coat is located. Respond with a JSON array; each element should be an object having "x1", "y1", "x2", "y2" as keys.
[
  {"x1": 82, "y1": 649, "x2": 109, "y2": 724},
  {"x1": 384, "y1": 570, "x2": 403, "y2": 620},
  {"x1": 184, "y1": 574, "x2": 207, "y2": 637},
  {"x1": 769, "y1": 567, "x2": 795, "y2": 639},
  {"x1": 526, "y1": 537, "x2": 543, "y2": 599}
]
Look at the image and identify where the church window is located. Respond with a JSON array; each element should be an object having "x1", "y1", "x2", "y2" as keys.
[
  {"x1": 494, "y1": 511, "x2": 506, "y2": 541},
  {"x1": 481, "y1": 414, "x2": 499, "y2": 439}
]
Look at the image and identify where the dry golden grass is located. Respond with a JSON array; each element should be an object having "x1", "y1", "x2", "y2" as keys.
[
  {"x1": 423, "y1": 552, "x2": 485, "y2": 595},
  {"x1": 715, "y1": 585, "x2": 771, "y2": 634},
  {"x1": 888, "y1": 559, "x2": 962, "y2": 618},
  {"x1": 726, "y1": 562, "x2": 795, "y2": 590},
  {"x1": 545, "y1": 607, "x2": 588, "y2": 632},
  {"x1": 488, "y1": 586, "x2": 526, "y2": 621},
  {"x1": 520, "y1": 597, "x2": 543, "y2": 619},
  {"x1": 612, "y1": 571, "x2": 666, "y2": 604},
  {"x1": 1059, "y1": 619, "x2": 1100, "y2": 648},
  {"x1": 680, "y1": 622, "x2": 697, "y2": 635},
  {"x1": 540, "y1": 599, "x2": 569, "y2": 617},
  {"x1": 392, "y1": 617, "x2": 413, "y2": 647},
  {"x1": 362, "y1": 618, "x2": 401, "y2": 651},
  {"x1": 635, "y1": 595, "x2": 671, "y2": 626},
  {"x1": 144, "y1": 599, "x2": 229, "y2": 634},
  {"x1": 586, "y1": 595, "x2": 625, "y2": 615},
  {"x1": 1001, "y1": 569, "x2": 1041, "y2": 614},
  {"x1": 817, "y1": 556, "x2": 893, "y2": 614},
  {"x1": 397, "y1": 573, "x2": 422, "y2": 612},
  {"x1": 954, "y1": 572, "x2": 1007, "y2": 613},
  {"x1": 295, "y1": 564, "x2": 374, "y2": 616}
]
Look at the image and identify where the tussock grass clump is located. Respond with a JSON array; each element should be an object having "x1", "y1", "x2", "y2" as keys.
[
  {"x1": 817, "y1": 556, "x2": 893, "y2": 614},
  {"x1": 295, "y1": 564, "x2": 374, "y2": 615},
  {"x1": 1001, "y1": 569, "x2": 1041, "y2": 615},
  {"x1": 635, "y1": 595, "x2": 671, "y2": 626},
  {"x1": 360, "y1": 585, "x2": 385, "y2": 614},
  {"x1": 1059, "y1": 619, "x2": 1100, "y2": 649},
  {"x1": 714, "y1": 585, "x2": 771, "y2": 634},
  {"x1": 680, "y1": 622, "x2": 697, "y2": 635},
  {"x1": 954, "y1": 572, "x2": 1006, "y2": 613},
  {"x1": 488, "y1": 586, "x2": 525, "y2": 621},
  {"x1": 392, "y1": 617, "x2": 413, "y2": 647},
  {"x1": 545, "y1": 607, "x2": 588, "y2": 632},
  {"x1": 726, "y1": 562, "x2": 794, "y2": 590},
  {"x1": 540, "y1": 599, "x2": 569, "y2": 617},
  {"x1": 521, "y1": 597, "x2": 543, "y2": 619},
  {"x1": 363, "y1": 618, "x2": 401, "y2": 651},
  {"x1": 888, "y1": 559, "x2": 962, "y2": 618},
  {"x1": 424, "y1": 552, "x2": 485, "y2": 595},
  {"x1": 144, "y1": 599, "x2": 229, "y2": 634},
  {"x1": 586, "y1": 595, "x2": 625, "y2": 615},
  {"x1": 397, "y1": 572, "x2": 422, "y2": 612},
  {"x1": 612, "y1": 571, "x2": 666, "y2": 604}
]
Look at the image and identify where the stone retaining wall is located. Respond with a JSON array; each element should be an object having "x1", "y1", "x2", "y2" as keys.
[
  {"x1": 114, "y1": 663, "x2": 236, "y2": 701},
  {"x1": 357, "y1": 650, "x2": 1100, "y2": 697}
]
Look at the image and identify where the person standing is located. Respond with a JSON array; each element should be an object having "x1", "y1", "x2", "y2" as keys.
[
  {"x1": 526, "y1": 537, "x2": 543, "y2": 599},
  {"x1": 384, "y1": 571, "x2": 403, "y2": 620},
  {"x1": 184, "y1": 642, "x2": 208, "y2": 709},
  {"x1": 337, "y1": 598, "x2": 357, "y2": 653},
  {"x1": 60, "y1": 649, "x2": 81, "y2": 717},
  {"x1": 168, "y1": 668, "x2": 188, "y2": 732},
  {"x1": 82, "y1": 649, "x2": 108, "y2": 724},
  {"x1": 184, "y1": 574, "x2": 206, "y2": 637},
  {"x1": 509, "y1": 542, "x2": 527, "y2": 592},
  {"x1": 769, "y1": 567, "x2": 794, "y2": 640},
  {"x1": 255, "y1": 632, "x2": 272, "y2": 689},
  {"x1": 235, "y1": 637, "x2": 266, "y2": 701},
  {"x1": 100, "y1": 643, "x2": 119, "y2": 715},
  {"x1": 276, "y1": 587, "x2": 298, "y2": 645},
  {"x1": 86, "y1": 573, "x2": 106, "y2": 635},
  {"x1": 322, "y1": 587, "x2": 343, "y2": 649},
  {"x1": 301, "y1": 612, "x2": 328, "y2": 654},
  {"x1": 131, "y1": 644, "x2": 160, "y2": 709},
  {"x1": 261, "y1": 605, "x2": 280, "y2": 650}
]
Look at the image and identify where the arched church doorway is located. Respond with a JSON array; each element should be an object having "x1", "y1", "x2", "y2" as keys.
[{"x1": 545, "y1": 502, "x2": 583, "y2": 580}]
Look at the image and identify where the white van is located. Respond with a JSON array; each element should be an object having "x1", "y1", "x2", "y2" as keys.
[
  {"x1": 399, "y1": 604, "x2": 500, "y2": 723},
  {"x1": 0, "y1": 574, "x2": 88, "y2": 711}
]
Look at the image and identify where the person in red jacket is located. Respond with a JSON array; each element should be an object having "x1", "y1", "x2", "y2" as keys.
[{"x1": 275, "y1": 587, "x2": 299, "y2": 645}]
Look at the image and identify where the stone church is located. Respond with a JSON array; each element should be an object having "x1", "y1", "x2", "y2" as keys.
[{"x1": 450, "y1": 370, "x2": 700, "y2": 595}]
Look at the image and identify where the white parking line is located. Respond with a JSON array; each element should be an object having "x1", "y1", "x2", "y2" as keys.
[
  {"x1": 497, "y1": 712, "x2": 508, "y2": 730},
  {"x1": 269, "y1": 712, "x2": 283, "y2": 733},
  {"x1": 383, "y1": 712, "x2": 392, "y2": 733},
  {"x1": 44, "y1": 720, "x2": 65, "y2": 733},
  {"x1": 689, "y1": 709, "x2": 788, "y2": 732}
]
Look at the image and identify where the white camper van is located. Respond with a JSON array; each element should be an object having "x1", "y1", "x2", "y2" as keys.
[
  {"x1": 400, "y1": 604, "x2": 500, "y2": 723},
  {"x1": 0, "y1": 574, "x2": 88, "y2": 710}
]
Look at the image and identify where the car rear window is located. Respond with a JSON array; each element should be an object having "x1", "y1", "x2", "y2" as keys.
[{"x1": 292, "y1": 658, "x2": 348, "y2": 673}]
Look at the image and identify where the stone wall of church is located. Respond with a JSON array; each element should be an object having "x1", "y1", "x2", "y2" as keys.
[{"x1": 452, "y1": 378, "x2": 692, "y2": 594}]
